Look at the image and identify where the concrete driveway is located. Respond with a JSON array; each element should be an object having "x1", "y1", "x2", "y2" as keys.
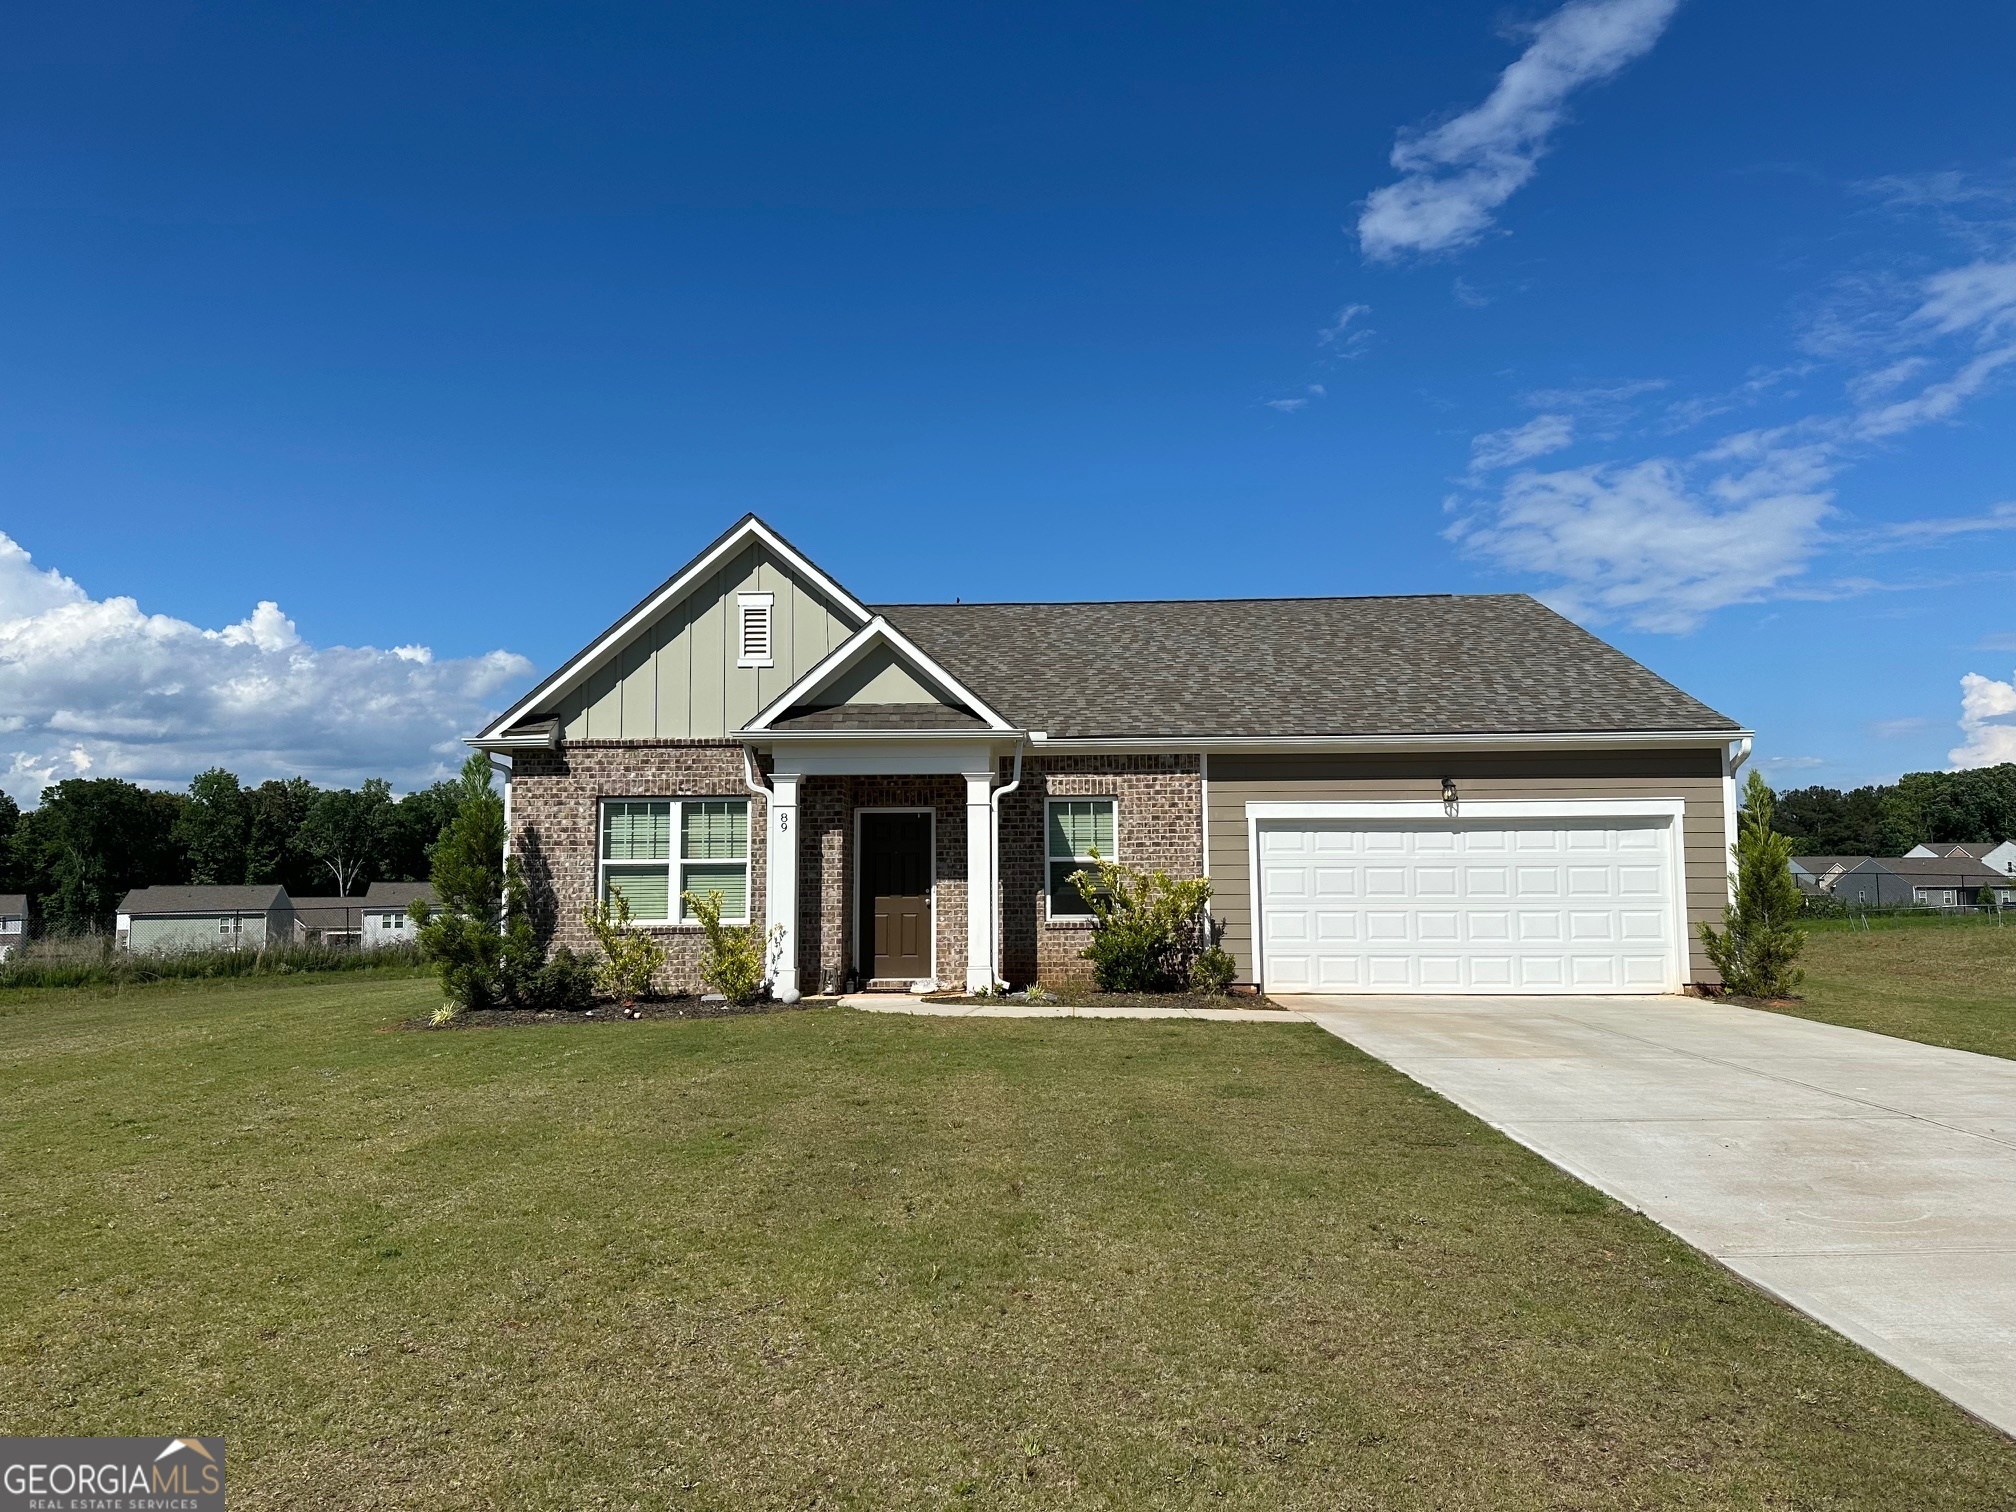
[{"x1": 1301, "y1": 993, "x2": 2016, "y2": 1438}]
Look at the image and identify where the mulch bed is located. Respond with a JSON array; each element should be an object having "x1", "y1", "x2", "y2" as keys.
[
  {"x1": 920, "y1": 989, "x2": 1285, "y2": 1011},
  {"x1": 402, "y1": 998, "x2": 804, "y2": 1030}
]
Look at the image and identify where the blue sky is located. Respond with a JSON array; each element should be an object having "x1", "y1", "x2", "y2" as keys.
[{"x1": 2, "y1": 0, "x2": 2014, "y2": 801}]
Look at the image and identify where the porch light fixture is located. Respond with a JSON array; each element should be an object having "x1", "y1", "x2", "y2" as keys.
[{"x1": 1441, "y1": 776, "x2": 1459, "y2": 816}]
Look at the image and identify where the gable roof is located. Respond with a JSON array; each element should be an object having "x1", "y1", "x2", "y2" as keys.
[
  {"x1": 740, "y1": 615, "x2": 1014, "y2": 734},
  {"x1": 875, "y1": 594, "x2": 1741, "y2": 740},
  {"x1": 1791, "y1": 856, "x2": 1871, "y2": 874},
  {"x1": 0, "y1": 894, "x2": 25, "y2": 916},
  {"x1": 476, "y1": 514, "x2": 872, "y2": 743},
  {"x1": 292, "y1": 897, "x2": 365, "y2": 929},
  {"x1": 119, "y1": 885, "x2": 289, "y2": 915}
]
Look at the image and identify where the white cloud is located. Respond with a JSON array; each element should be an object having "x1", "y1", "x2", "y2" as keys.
[
  {"x1": 1763, "y1": 755, "x2": 1825, "y2": 769},
  {"x1": 1317, "y1": 304, "x2": 1374, "y2": 357},
  {"x1": 0, "y1": 532, "x2": 534, "y2": 806},
  {"x1": 1951, "y1": 669, "x2": 2016, "y2": 768},
  {"x1": 1447, "y1": 446, "x2": 1833, "y2": 633},
  {"x1": 1469, "y1": 413, "x2": 1575, "y2": 472},
  {"x1": 1264, "y1": 383, "x2": 1328, "y2": 413},
  {"x1": 1454, "y1": 240, "x2": 2016, "y2": 630},
  {"x1": 1869, "y1": 716, "x2": 1929, "y2": 738},
  {"x1": 1357, "y1": 0, "x2": 1681, "y2": 261}
]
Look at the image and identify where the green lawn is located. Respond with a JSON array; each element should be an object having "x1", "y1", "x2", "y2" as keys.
[
  {"x1": 3, "y1": 976, "x2": 2011, "y2": 1509},
  {"x1": 1769, "y1": 912, "x2": 2016, "y2": 1060}
]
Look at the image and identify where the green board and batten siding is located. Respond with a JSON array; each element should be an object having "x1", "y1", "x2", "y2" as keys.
[
  {"x1": 1204, "y1": 749, "x2": 1731, "y2": 986},
  {"x1": 554, "y1": 543, "x2": 858, "y2": 740}
]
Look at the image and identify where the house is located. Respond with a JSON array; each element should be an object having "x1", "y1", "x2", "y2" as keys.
[
  {"x1": 0, "y1": 894, "x2": 25, "y2": 962},
  {"x1": 1790, "y1": 856, "x2": 1872, "y2": 895},
  {"x1": 361, "y1": 881, "x2": 433, "y2": 947},
  {"x1": 292, "y1": 896, "x2": 365, "y2": 946},
  {"x1": 1905, "y1": 840, "x2": 2016, "y2": 877},
  {"x1": 1829, "y1": 857, "x2": 2007, "y2": 908},
  {"x1": 470, "y1": 515, "x2": 1751, "y2": 998},
  {"x1": 117, "y1": 886, "x2": 296, "y2": 952}
]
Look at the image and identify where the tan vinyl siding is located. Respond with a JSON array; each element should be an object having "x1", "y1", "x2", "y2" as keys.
[
  {"x1": 555, "y1": 542, "x2": 855, "y2": 740},
  {"x1": 1205, "y1": 749, "x2": 1729, "y2": 985}
]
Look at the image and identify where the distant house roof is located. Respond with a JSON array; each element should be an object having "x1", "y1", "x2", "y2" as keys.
[
  {"x1": 874, "y1": 595, "x2": 1742, "y2": 740},
  {"x1": 363, "y1": 882, "x2": 436, "y2": 909},
  {"x1": 292, "y1": 897, "x2": 366, "y2": 930},
  {"x1": 1847, "y1": 857, "x2": 2001, "y2": 883},
  {"x1": 119, "y1": 885, "x2": 289, "y2": 916},
  {"x1": 1791, "y1": 856, "x2": 1872, "y2": 873},
  {"x1": 1916, "y1": 842, "x2": 2005, "y2": 861},
  {"x1": 0, "y1": 894, "x2": 26, "y2": 917}
]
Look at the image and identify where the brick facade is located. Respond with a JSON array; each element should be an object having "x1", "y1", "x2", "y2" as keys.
[
  {"x1": 513, "y1": 741, "x2": 1205, "y2": 995},
  {"x1": 998, "y1": 753, "x2": 1204, "y2": 988},
  {"x1": 508, "y1": 741, "x2": 768, "y2": 995}
]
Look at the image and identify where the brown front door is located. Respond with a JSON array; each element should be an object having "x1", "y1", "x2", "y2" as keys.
[{"x1": 860, "y1": 811, "x2": 932, "y2": 981}]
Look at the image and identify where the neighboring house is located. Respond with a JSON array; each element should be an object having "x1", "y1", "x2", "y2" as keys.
[
  {"x1": 1790, "y1": 857, "x2": 1872, "y2": 895},
  {"x1": 117, "y1": 886, "x2": 296, "y2": 952},
  {"x1": 0, "y1": 894, "x2": 25, "y2": 962},
  {"x1": 1905, "y1": 840, "x2": 2016, "y2": 877},
  {"x1": 1829, "y1": 857, "x2": 2006, "y2": 908},
  {"x1": 361, "y1": 882, "x2": 433, "y2": 948},
  {"x1": 292, "y1": 897, "x2": 365, "y2": 946},
  {"x1": 471, "y1": 515, "x2": 1751, "y2": 998}
]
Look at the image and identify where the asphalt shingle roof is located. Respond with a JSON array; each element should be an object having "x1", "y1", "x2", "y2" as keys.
[
  {"x1": 769, "y1": 702, "x2": 990, "y2": 732},
  {"x1": 119, "y1": 885, "x2": 288, "y2": 915},
  {"x1": 363, "y1": 882, "x2": 436, "y2": 908},
  {"x1": 873, "y1": 594, "x2": 1740, "y2": 739}
]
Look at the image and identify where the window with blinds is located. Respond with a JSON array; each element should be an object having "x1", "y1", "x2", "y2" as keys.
[
  {"x1": 1046, "y1": 797, "x2": 1116, "y2": 919},
  {"x1": 599, "y1": 798, "x2": 751, "y2": 924},
  {"x1": 737, "y1": 593, "x2": 774, "y2": 667}
]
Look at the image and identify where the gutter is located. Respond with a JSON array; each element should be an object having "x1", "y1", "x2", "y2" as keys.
[
  {"x1": 986, "y1": 737, "x2": 1025, "y2": 990},
  {"x1": 1023, "y1": 729, "x2": 1752, "y2": 754}
]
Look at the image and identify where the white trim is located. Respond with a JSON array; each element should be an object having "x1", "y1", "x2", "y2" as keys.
[
  {"x1": 1028, "y1": 730, "x2": 1748, "y2": 754},
  {"x1": 741, "y1": 616, "x2": 1017, "y2": 734},
  {"x1": 468, "y1": 718, "x2": 558, "y2": 753},
  {"x1": 476, "y1": 515, "x2": 871, "y2": 742},
  {"x1": 596, "y1": 795, "x2": 754, "y2": 927},
  {"x1": 1045, "y1": 795, "x2": 1119, "y2": 922},
  {"x1": 1243, "y1": 797, "x2": 1690, "y2": 996},
  {"x1": 1245, "y1": 798, "x2": 1687, "y2": 822},
  {"x1": 853, "y1": 806, "x2": 937, "y2": 984},
  {"x1": 736, "y1": 592, "x2": 775, "y2": 669},
  {"x1": 769, "y1": 742, "x2": 1003, "y2": 777}
]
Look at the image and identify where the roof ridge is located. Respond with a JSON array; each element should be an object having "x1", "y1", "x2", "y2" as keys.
[{"x1": 872, "y1": 592, "x2": 1505, "y2": 609}]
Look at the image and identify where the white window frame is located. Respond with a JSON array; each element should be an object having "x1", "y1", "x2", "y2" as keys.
[
  {"x1": 598, "y1": 797, "x2": 753, "y2": 926},
  {"x1": 1045, "y1": 796, "x2": 1117, "y2": 922},
  {"x1": 736, "y1": 592, "x2": 775, "y2": 669}
]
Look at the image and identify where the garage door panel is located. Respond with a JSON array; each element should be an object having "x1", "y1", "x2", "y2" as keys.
[{"x1": 1259, "y1": 816, "x2": 1679, "y2": 996}]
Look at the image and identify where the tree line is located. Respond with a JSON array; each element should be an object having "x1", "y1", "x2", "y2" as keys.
[
  {"x1": 0, "y1": 769, "x2": 470, "y2": 934},
  {"x1": 1770, "y1": 762, "x2": 2016, "y2": 856}
]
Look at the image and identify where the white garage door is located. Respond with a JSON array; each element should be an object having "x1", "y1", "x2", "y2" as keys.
[{"x1": 1258, "y1": 818, "x2": 1681, "y2": 995}]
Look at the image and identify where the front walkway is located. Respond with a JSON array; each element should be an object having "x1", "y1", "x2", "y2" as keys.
[{"x1": 1300, "y1": 994, "x2": 2016, "y2": 1438}]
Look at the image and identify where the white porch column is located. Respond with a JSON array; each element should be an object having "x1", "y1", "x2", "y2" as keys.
[
  {"x1": 766, "y1": 773, "x2": 801, "y2": 1003},
  {"x1": 964, "y1": 770, "x2": 996, "y2": 992}
]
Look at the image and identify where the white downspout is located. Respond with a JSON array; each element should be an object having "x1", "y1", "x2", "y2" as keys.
[
  {"x1": 987, "y1": 738, "x2": 1025, "y2": 989},
  {"x1": 488, "y1": 754, "x2": 513, "y2": 932},
  {"x1": 741, "y1": 743, "x2": 773, "y2": 800}
]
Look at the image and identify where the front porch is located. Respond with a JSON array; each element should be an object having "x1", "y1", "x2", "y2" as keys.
[{"x1": 762, "y1": 739, "x2": 1012, "y2": 999}]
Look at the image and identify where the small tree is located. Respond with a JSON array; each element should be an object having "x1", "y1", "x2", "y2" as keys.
[
  {"x1": 1069, "y1": 855, "x2": 1215, "y2": 993},
  {"x1": 1701, "y1": 769, "x2": 1807, "y2": 999},
  {"x1": 583, "y1": 890, "x2": 665, "y2": 1005},
  {"x1": 684, "y1": 887, "x2": 775, "y2": 1004}
]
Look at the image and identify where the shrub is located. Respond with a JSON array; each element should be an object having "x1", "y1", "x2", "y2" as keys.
[
  {"x1": 1069, "y1": 856, "x2": 1215, "y2": 993},
  {"x1": 582, "y1": 893, "x2": 665, "y2": 1005},
  {"x1": 684, "y1": 887, "x2": 775, "y2": 1004},
  {"x1": 1188, "y1": 944, "x2": 1237, "y2": 995},
  {"x1": 1701, "y1": 769, "x2": 1807, "y2": 999},
  {"x1": 525, "y1": 946, "x2": 598, "y2": 1013}
]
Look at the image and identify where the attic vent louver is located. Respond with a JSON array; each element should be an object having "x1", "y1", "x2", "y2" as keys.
[{"x1": 737, "y1": 593, "x2": 774, "y2": 667}]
